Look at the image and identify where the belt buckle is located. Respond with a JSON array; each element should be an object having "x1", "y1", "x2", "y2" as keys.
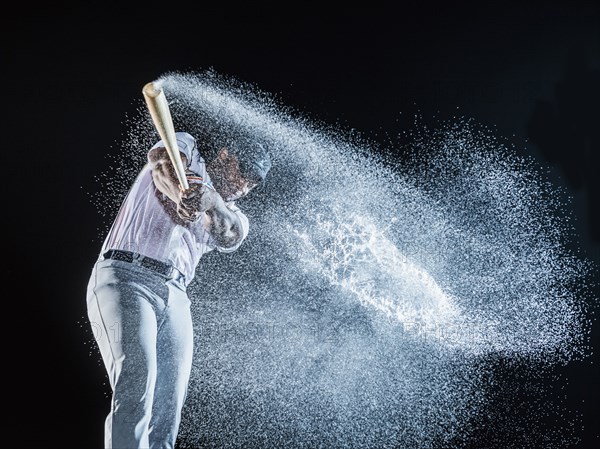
[{"x1": 130, "y1": 252, "x2": 144, "y2": 265}]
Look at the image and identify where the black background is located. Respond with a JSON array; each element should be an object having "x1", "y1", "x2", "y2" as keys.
[{"x1": 5, "y1": 4, "x2": 599, "y2": 448}]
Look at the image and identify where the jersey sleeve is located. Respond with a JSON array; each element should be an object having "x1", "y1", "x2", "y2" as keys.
[{"x1": 215, "y1": 202, "x2": 250, "y2": 253}]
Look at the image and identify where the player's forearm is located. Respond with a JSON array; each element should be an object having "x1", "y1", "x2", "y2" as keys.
[
  {"x1": 148, "y1": 147, "x2": 186, "y2": 204},
  {"x1": 151, "y1": 168, "x2": 181, "y2": 203}
]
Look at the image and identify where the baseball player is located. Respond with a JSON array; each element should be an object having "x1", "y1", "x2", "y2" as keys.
[{"x1": 86, "y1": 131, "x2": 271, "y2": 448}]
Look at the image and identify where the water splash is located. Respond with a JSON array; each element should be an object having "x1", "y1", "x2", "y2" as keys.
[
  {"x1": 294, "y1": 212, "x2": 462, "y2": 342},
  {"x1": 89, "y1": 69, "x2": 596, "y2": 448}
]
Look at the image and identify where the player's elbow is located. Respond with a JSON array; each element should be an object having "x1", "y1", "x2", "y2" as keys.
[
  {"x1": 148, "y1": 147, "x2": 188, "y2": 166},
  {"x1": 215, "y1": 215, "x2": 245, "y2": 249},
  {"x1": 216, "y1": 224, "x2": 243, "y2": 249},
  {"x1": 147, "y1": 147, "x2": 165, "y2": 164}
]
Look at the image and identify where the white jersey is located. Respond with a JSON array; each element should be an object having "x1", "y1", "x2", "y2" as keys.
[{"x1": 99, "y1": 150, "x2": 249, "y2": 285}]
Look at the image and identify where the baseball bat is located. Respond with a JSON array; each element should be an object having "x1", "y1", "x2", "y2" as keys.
[{"x1": 142, "y1": 81, "x2": 189, "y2": 190}]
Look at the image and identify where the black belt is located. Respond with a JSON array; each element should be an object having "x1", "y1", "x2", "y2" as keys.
[{"x1": 102, "y1": 249, "x2": 186, "y2": 285}]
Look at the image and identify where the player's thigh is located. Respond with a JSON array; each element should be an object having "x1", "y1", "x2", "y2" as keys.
[
  {"x1": 88, "y1": 277, "x2": 161, "y2": 377},
  {"x1": 156, "y1": 283, "x2": 193, "y2": 374}
]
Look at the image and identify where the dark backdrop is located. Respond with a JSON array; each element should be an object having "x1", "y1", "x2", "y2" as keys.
[{"x1": 5, "y1": 4, "x2": 599, "y2": 448}]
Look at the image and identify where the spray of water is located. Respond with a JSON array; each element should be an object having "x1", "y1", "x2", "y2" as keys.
[{"x1": 89, "y1": 69, "x2": 596, "y2": 448}]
